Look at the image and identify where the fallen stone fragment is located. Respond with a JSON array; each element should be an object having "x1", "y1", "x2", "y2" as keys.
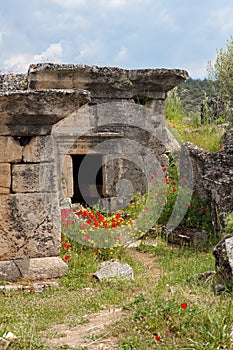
[
  {"x1": 213, "y1": 235, "x2": 233, "y2": 289},
  {"x1": 163, "y1": 226, "x2": 208, "y2": 247},
  {"x1": 93, "y1": 261, "x2": 134, "y2": 282}
]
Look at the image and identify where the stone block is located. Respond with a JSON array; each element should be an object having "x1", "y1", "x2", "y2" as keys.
[
  {"x1": 0, "y1": 163, "x2": 11, "y2": 194},
  {"x1": 0, "y1": 193, "x2": 61, "y2": 261},
  {"x1": 28, "y1": 63, "x2": 188, "y2": 98},
  {"x1": 23, "y1": 136, "x2": 54, "y2": 162},
  {"x1": 0, "y1": 136, "x2": 22, "y2": 163},
  {"x1": 61, "y1": 155, "x2": 73, "y2": 198},
  {"x1": 12, "y1": 163, "x2": 57, "y2": 193},
  {"x1": 0, "y1": 257, "x2": 68, "y2": 281}
]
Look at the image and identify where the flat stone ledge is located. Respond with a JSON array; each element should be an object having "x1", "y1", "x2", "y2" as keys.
[
  {"x1": 0, "y1": 89, "x2": 91, "y2": 136},
  {"x1": 0, "y1": 257, "x2": 68, "y2": 282},
  {"x1": 28, "y1": 63, "x2": 189, "y2": 98}
]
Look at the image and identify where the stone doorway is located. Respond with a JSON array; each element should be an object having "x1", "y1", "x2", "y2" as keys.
[{"x1": 72, "y1": 154, "x2": 104, "y2": 207}]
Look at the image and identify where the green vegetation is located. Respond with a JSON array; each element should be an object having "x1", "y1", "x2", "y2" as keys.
[
  {"x1": 1, "y1": 39, "x2": 233, "y2": 349},
  {"x1": 166, "y1": 86, "x2": 224, "y2": 151},
  {"x1": 209, "y1": 36, "x2": 233, "y2": 123}
]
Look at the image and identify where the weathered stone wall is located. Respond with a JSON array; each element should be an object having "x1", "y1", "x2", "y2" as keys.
[
  {"x1": 183, "y1": 134, "x2": 233, "y2": 230},
  {"x1": 0, "y1": 63, "x2": 188, "y2": 281},
  {"x1": 0, "y1": 73, "x2": 28, "y2": 91}
]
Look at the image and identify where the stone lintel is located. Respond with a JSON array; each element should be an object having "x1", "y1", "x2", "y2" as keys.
[
  {"x1": 0, "y1": 89, "x2": 91, "y2": 136},
  {"x1": 28, "y1": 63, "x2": 189, "y2": 98}
]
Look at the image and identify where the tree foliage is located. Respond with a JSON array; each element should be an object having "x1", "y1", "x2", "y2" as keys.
[
  {"x1": 215, "y1": 37, "x2": 233, "y2": 105},
  {"x1": 208, "y1": 37, "x2": 233, "y2": 123}
]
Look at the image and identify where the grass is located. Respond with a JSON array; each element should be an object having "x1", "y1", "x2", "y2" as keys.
[
  {"x1": 1, "y1": 240, "x2": 233, "y2": 349},
  {"x1": 0, "y1": 89, "x2": 231, "y2": 349}
]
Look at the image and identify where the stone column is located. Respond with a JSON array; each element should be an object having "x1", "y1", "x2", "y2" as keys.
[{"x1": 0, "y1": 89, "x2": 90, "y2": 281}]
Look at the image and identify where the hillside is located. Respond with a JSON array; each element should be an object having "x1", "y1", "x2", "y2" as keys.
[{"x1": 177, "y1": 78, "x2": 218, "y2": 114}]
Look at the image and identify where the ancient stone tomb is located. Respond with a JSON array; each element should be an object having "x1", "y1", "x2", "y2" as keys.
[{"x1": 0, "y1": 64, "x2": 188, "y2": 281}]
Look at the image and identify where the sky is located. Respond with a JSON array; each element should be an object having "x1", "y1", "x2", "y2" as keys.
[{"x1": 0, "y1": 0, "x2": 233, "y2": 79}]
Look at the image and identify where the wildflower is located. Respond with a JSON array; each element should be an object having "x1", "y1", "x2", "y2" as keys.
[
  {"x1": 116, "y1": 213, "x2": 121, "y2": 219},
  {"x1": 61, "y1": 209, "x2": 68, "y2": 217},
  {"x1": 181, "y1": 177, "x2": 185, "y2": 181},
  {"x1": 149, "y1": 196, "x2": 154, "y2": 200},
  {"x1": 172, "y1": 189, "x2": 176, "y2": 193},
  {"x1": 162, "y1": 167, "x2": 166, "y2": 172},
  {"x1": 186, "y1": 203, "x2": 194, "y2": 209},
  {"x1": 219, "y1": 145, "x2": 223, "y2": 149},
  {"x1": 93, "y1": 247, "x2": 99, "y2": 253},
  {"x1": 150, "y1": 174, "x2": 155, "y2": 180},
  {"x1": 144, "y1": 207, "x2": 148, "y2": 211},
  {"x1": 155, "y1": 335, "x2": 161, "y2": 341},
  {"x1": 172, "y1": 125, "x2": 176, "y2": 128},
  {"x1": 63, "y1": 255, "x2": 70, "y2": 261},
  {"x1": 171, "y1": 180, "x2": 176, "y2": 185},
  {"x1": 180, "y1": 303, "x2": 188, "y2": 309},
  {"x1": 97, "y1": 214, "x2": 105, "y2": 222},
  {"x1": 201, "y1": 207, "x2": 207, "y2": 213},
  {"x1": 63, "y1": 243, "x2": 71, "y2": 249},
  {"x1": 84, "y1": 235, "x2": 90, "y2": 242},
  {"x1": 64, "y1": 221, "x2": 70, "y2": 228}
]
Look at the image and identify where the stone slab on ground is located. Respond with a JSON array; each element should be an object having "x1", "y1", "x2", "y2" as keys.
[
  {"x1": 93, "y1": 261, "x2": 134, "y2": 281},
  {"x1": 0, "y1": 257, "x2": 68, "y2": 282}
]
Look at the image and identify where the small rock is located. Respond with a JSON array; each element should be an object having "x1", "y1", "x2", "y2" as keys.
[{"x1": 93, "y1": 261, "x2": 134, "y2": 282}]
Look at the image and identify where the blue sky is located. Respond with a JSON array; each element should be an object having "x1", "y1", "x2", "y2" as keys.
[{"x1": 0, "y1": 0, "x2": 233, "y2": 78}]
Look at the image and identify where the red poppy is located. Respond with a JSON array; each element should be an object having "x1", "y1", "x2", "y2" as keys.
[
  {"x1": 97, "y1": 215, "x2": 105, "y2": 222},
  {"x1": 111, "y1": 220, "x2": 118, "y2": 228},
  {"x1": 84, "y1": 235, "x2": 90, "y2": 242},
  {"x1": 155, "y1": 335, "x2": 161, "y2": 341},
  {"x1": 63, "y1": 243, "x2": 71, "y2": 249},
  {"x1": 171, "y1": 180, "x2": 176, "y2": 185},
  {"x1": 180, "y1": 303, "x2": 188, "y2": 309},
  {"x1": 219, "y1": 145, "x2": 223, "y2": 149},
  {"x1": 63, "y1": 255, "x2": 70, "y2": 261},
  {"x1": 61, "y1": 209, "x2": 68, "y2": 217},
  {"x1": 150, "y1": 174, "x2": 155, "y2": 180},
  {"x1": 162, "y1": 167, "x2": 167, "y2": 172},
  {"x1": 93, "y1": 247, "x2": 99, "y2": 253},
  {"x1": 172, "y1": 189, "x2": 176, "y2": 193},
  {"x1": 201, "y1": 207, "x2": 207, "y2": 213}
]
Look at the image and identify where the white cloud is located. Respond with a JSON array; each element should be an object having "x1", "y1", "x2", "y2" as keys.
[
  {"x1": 3, "y1": 54, "x2": 31, "y2": 73},
  {"x1": 50, "y1": 0, "x2": 86, "y2": 7},
  {"x1": 76, "y1": 40, "x2": 105, "y2": 63},
  {"x1": 115, "y1": 46, "x2": 128, "y2": 62},
  {"x1": 209, "y1": 7, "x2": 233, "y2": 34},
  {"x1": 34, "y1": 43, "x2": 63, "y2": 62},
  {"x1": 3, "y1": 43, "x2": 63, "y2": 73},
  {"x1": 107, "y1": 0, "x2": 127, "y2": 7}
]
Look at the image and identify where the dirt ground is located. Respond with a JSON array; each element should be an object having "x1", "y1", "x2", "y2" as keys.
[{"x1": 44, "y1": 245, "x2": 160, "y2": 350}]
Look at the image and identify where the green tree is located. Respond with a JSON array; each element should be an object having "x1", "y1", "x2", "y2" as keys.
[{"x1": 208, "y1": 37, "x2": 233, "y2": 123}]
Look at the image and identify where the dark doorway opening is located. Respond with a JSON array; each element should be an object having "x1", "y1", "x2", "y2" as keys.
[{"x1": 72, "y1": 154, "x2": 103, "y2": 206}]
